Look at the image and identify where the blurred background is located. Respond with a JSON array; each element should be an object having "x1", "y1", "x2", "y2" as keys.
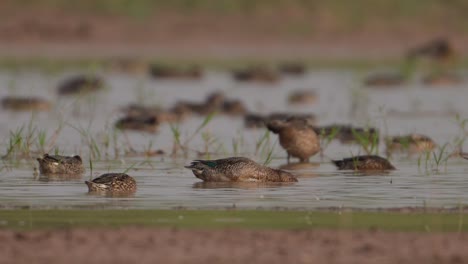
[{"x1": 1, "y1": 0, "x2": 467, "y2": 60}]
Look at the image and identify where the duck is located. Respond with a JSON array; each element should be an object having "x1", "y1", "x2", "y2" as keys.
[
  {"x1": 232, "y1": 66, "x2": 280, "y2": 83},
  {"x1": 121, "y1": 104, "x2": 184, "y2": 123},
  {"x1": 288, "y1": 90, "x2": 317, "y2": 105},
  {"x1": 332, "y1": 155, "x2": 395, "y2": 171},
  {"x1": 115, "y1": 115, "x2": 159, "y2": 133},
  {"x1": 244, "y1": 112, "x2": 316, "y2": 129},
  {"x1": 149, "y1": 64, "x2": 202, "y2": 80},
  {"x1": 57, "y1": 75, "x2": 104, "y2": 96},
  {"x1": 364, "y1": 72, "x2": 407, "y2": 87},
  {"x1": 85, "y1": 173, "x2": 137, "y2": 194},
  {"x1": 1, "y1": 96, "x2": 51, "y2": 111},
  {"x1": 407, "y1": 37, "x2": 456, "y2": 63},
  {"x1": 267, "y1": 118, "x2": 320, "y2": 163},
  {"x1": 185, "y1": 157, "x2": 297, "y2": 182},
  {"x1": 171, "y1": 91, "x2": 225, "y2": 116},
  {"x1": 36, "y1": 154, "x2": 84, "y2": 175},
  {"x1": 386, "y1": 134, "x2": 436, "y2": 155},
  {"x1": 312, "y1": 124, "x2": 379, "y2": 144},
  {"x1": 278, "y1": 62, "x2": 306, "y2": 75},
  {"x1": 222, "y1": 99, "x2": 248, "y2": 116},
  {"x1": 422, "y1": 72, "x2": 463, "y2": 86}
]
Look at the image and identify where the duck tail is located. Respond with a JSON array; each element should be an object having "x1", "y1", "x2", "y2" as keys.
[{"x1": 85, "y1": 181, "x2": 94, "y2": 191}]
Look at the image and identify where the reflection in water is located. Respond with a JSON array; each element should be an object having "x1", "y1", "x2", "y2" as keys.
[
  {"x1": 37, "y1": 173, "x2": 84, "y2": 182},
  {"x1": 86, "y1": 190, "x2": 136, "y2": 198},
  {"x1": 192, "y1": 181, "x2": 296, "y2": 189},
  {"x1": 278, "y1": 162, "x2": 320, "y2": 177},
  {"x1": 336, "y1": 170, "x2": 393, "y2": 177}
]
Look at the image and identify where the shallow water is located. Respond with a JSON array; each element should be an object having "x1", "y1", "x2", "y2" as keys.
[{"x1": 0, "y1": 68, "x2": 467, "y2": 209}]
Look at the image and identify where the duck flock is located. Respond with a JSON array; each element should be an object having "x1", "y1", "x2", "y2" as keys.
[{"x1": 1, "y1": 37, "x2": 466, "y2": 197}]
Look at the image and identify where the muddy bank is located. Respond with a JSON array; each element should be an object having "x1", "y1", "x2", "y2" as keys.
[
  {"x1": 1, "y1": 5, "x2": 468, "y2": 59},
  {"x1": 1, "y1": 227, "x2": 467, "y2": 264}
]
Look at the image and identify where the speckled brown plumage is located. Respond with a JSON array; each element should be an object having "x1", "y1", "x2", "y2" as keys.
[
  {"x1": 85, "y1": 173, "x2": 137, "y2": 194},
  {"x1": 332, "y1": 155, "x2": 396, "y2": 171},
  {"x1": 185, "y1": 157, "x2": 297, "y2": 182},
  {"x1": 115, "y1": 115, "x2": 159, "y2": 133},
  {"x1": 57, "y1": 75, "x2": 104, "y2": 96},
  {"x1": 1, "y1": 96, "x2": 51, "y2": 111},
  {"x1": 36, "y1": 154, "x2": 84, "y2": 175},
  {"x1": 386, "y1": 134, "x2": 436, "y2": 155},
  {"x1": 267, "y1": 118, "x2": 320, "y2": 163}
]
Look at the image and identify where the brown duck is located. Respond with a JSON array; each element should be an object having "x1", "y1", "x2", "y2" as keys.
[
  {"x1": 332, "y1": 155, "x2": 395, "y2": 171},
  {"x1": 267, "y1": 118, "x2": 320, "y2": 163}
]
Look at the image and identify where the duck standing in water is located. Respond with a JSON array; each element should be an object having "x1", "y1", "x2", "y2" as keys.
[
  {"x1": 332, "y1": 155, "x2": 395, "y2": 171},
  {"x1": 185, "y1": 157, "x2": 297, "y2": 182},
  {"x1": 36, "y1": 154, "x2": 84, "y2": 174},
  {"x1": 85, "y1": 173, "x2": 137, "y2": 194},
  {"x1": 267, "y1": 118, "x2": 320, "y2": 163}
]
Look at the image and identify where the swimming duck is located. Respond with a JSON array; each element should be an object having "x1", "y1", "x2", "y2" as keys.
[
  {"x1": 36, "y1": 154, "x2": 84, "y2": 175},
  {"x1": 1, "y1": 96, "x2": 51, "y2": 111},
  {"x1": 278, "y1": 62, "x2": 306, "y2": 75},
  {"x1": 222, "y1": 99, "x2": 248, "y2": 116},
  {"x1": 312, "y1": 125, "x2": 379, "y2": 144},
  {"x1": 57, "y1": 75, "x2": 104, "y2": 95},
  {"x1": 233, "y1": 66, "x2": 280, "y2": 83},
  {"x1": 172, "y1": 91, "x2": 225, "y2": 116},
  {"x1": 115, "y1": 115, "x2": 159, "y2": 133},
  {"x1": 288, "y1": 90, "x2": 317, "y2": 105},
  {"x1": 267, "y1": 118, "x2": 320, "y2": 163},
  {"x1": 149, "y1": 64, "x2": 202, "y2": 80},
  {"x1": 422, "y1": 72, "x2": 463, "y2": 86},
  {"x1": 364, "y1": 72, "x2": 407, "y2": 87},
  {"x1": 121, "y1": 104, "x2": 184, "y2": 123},
  {"x1": 85, "y1": 173, "x2": 137, "y2": 194},
  {"x1": 332, "y1": 155, "x2": 395, "y2": 171},
  {"x1": 407, "y1": 37, "x2": 456, "y2": 63},
  {"x1": 386, "y1": 134, "x2": 436, "y2": 155},
  {"x1": 185, "y1": 157, "x2": 297, "y2": 182}
]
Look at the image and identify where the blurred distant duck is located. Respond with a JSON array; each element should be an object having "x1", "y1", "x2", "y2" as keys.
[
  {"x1": 1, "y1": 96, "x2": 51, "y2": 111},
  {"x1": 57, "y1": 75, "x2": 104, "y2": 95},
  {"x1": 386, "y1": 134, "x2": 436, "y2": 155},
  {"x1": 172, "y1": 91, "x2": 225, "y2": 116},
  {"x1": 364, "y1": 72, "x2": 407, "y2": 87},
  {"x1": 278, "y1": 62, "x2": 306, "y2": 75},
  {"x1": 244, "y1": 112, "x2": 316, "y2": 129},
  {"x1": 267, "y1": 118, "x2": 320, "y2": 163},
  {"x1": 312, "y1": 124, "x2": 379, "y2": 144},
  {"x1": 233, "y1": 66, "x2": 280, "y2": 83},
  {"x1": 422, "y1": 72, "x2": 463, "y2": 86},
  {"x1": 407, "y1": 37, "x2": 456, "y2": 63},
  {"x1": 332, "y1": 155, "x2": 395, "y2": 171},
  {"x1": 185, "y1": 157, "x2": 297, "y2": 182},
  {"x1": 36, "y1": 154, "x2": 84, "y2": 175},
  {"x1": 85, "y1": 173, "x2": 137, "y2": 194},
  {"x1": 149, "y1": 64, "x2": 202, "y2": 80},
  {"x1": 115, "y1": 115, "x2": 159, "y2": 133},
  {"x1": 121, "y1": 104, "x2": 184, "y2": 123},
  {"x1": 288, "y1": 90, "x2": 317, "y2": 105}
]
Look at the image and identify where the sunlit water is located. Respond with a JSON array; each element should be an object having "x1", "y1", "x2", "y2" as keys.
[{"x1": 0, "y1": 69, "x2": 467, "y2": 209}]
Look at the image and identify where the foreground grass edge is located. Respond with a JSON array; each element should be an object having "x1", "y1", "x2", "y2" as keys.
[{"x1": 0, "y1": 209, "x2": 465, "y2": 232}]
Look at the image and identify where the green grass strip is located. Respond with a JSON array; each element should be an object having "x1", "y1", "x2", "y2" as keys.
[{"x1": 0, "y1": 209, "x2": 466, "y2": 232}]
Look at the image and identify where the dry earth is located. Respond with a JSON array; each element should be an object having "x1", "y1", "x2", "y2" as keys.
[{"x1": 1, "y1": 227, "x2": 468, "y2": 264}]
